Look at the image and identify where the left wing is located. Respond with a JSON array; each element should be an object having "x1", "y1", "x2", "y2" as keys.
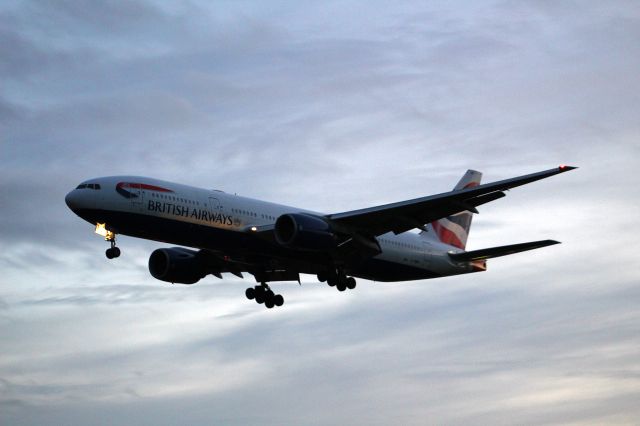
[
  {"x1": 200, "y1": 249, "x2": 301, "y2": 283},
  {"x1": 327, "y1": 166, "x2": 577, "y2": 237},
  {"x1": 448, "y1": 239, "x2": 560, "y2": 261}
]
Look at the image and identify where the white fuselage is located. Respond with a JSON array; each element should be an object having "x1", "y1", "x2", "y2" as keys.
[{"x1": 65, "y1": 176, "x2": 478, "y2": 282}]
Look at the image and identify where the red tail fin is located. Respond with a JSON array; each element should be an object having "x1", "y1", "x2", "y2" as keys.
[{"x1": 429, "y1": 170, "x2": 482, "y2": 249}]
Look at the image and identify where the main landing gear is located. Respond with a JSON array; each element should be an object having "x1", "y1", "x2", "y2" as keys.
[
  {"x1": 245, "y1": 283, "x2": 284, "y2": 309},
  {"x1": 318, "y1": 269, "x2": 357, "y2": 292}
]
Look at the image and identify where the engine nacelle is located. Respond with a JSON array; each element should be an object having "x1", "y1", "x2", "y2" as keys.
[
  {"x1": 274, "y1": 213, "x2": 337, "y2": 251},
  {"x1": 148, "y1": 247, "x2": 206, "y2": 284}
]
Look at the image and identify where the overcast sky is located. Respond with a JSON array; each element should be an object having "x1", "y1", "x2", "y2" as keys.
[{"x1": 1, "y1": 1, "x2": 640, "y2": 424}]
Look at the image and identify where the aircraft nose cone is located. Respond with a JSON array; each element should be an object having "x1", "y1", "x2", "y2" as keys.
[{"x1": 65, "y1": 190, "x2": 78, "y2": 210}]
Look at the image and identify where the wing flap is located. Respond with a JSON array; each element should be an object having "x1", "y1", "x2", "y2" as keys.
[{"x1": 448, "y1": 239, "x2": 560, "y2": 262}]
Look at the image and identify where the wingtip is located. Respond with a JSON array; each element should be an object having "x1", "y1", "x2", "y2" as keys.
[{"x1": 558, "y1": 165, "x2": 578, "y2": 171}]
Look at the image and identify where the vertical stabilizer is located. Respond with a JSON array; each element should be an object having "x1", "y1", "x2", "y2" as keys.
[{"x1": 422, "y1": 170, "x2": 482, "y2": 249}]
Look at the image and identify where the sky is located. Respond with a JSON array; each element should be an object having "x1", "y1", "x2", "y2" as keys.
[{"x1": 1, "y1": 0, "x2": 639, "y2": 424}]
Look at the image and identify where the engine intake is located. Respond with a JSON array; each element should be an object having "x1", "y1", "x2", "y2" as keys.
[
  {"x1": 148, "y1": 247, "x2": 207, "y2": 284},
  {"x1": 274, "y1": 213, "x2": 337, "y2": 251}
]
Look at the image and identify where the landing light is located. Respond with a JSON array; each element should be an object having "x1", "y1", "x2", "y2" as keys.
[
  {"x1": 95, "y1": 223, "x2": 115, "y2": 240},
  {"x1": 251, "y1": 226, "x2": 258, "y2": 232}
]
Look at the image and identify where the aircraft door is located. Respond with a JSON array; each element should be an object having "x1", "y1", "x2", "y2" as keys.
[
  {"x1": 130, "y1": 183, "x2": 143, "y2": 211},
  {"x1": 209, "y1": 197, "x2": 222, "y2": 214},
  {"x1": 208, "y1": 197, "x2": 226, "y2": 227}
]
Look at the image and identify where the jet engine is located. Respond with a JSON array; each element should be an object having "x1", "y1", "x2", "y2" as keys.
[
  {"x1": 274, "y1": 213, "x2": 337, "y2": 251},
  {"x1": 148, "y1": 247, "x2": 207, "y2": 284}
]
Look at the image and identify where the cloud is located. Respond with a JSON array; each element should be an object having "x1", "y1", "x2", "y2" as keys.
[
  {"x1": 1, "y1": 0, "x2": 639, "y2": 425},
  {"x1": 2, "y1": 279, "x2": 639, "y2": 425}
]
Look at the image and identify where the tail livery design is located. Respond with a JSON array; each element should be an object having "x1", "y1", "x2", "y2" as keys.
[{"x1": 429, "y1": 170, "x2": 482, "y2": 249}]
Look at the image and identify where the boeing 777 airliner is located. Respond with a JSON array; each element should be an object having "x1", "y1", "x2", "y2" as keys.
[{"x1": 65, "y1": 166, "x2": 576, "y2": 308}]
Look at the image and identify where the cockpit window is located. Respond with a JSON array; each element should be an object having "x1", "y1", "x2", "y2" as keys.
[{"x1": 76, "y1": 183, "x2": 101, "y2": 190}]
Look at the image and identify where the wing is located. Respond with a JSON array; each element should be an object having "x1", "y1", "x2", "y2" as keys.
[
  {"x1": 327, "y1": 166, "x2": 577, "y2": 237},
  {"x1": 200, "y1": 249, "x2": 302, "y2": 283},
  {"x1": 448, "y1": 239, "x2": 560, "y2": 261}
]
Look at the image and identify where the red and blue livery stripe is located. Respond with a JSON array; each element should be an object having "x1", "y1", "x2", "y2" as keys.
[{"x1": 116, "y1": 182, "x2": 174, "y2": 199}]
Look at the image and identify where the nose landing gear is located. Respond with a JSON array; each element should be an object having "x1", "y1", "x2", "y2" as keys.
[
  {"x1": 105, "y1": 241, "x2": 121, "y2": 259},
  {"x1": 96, "y1": 224, "x2": 120, "y2": 259}
]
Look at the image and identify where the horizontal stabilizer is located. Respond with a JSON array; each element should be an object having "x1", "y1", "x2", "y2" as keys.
[{"x1": 448, "y1": 239, "x2": 560, "y2": 262}]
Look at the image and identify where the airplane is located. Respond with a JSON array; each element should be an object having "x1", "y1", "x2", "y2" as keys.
[{"x1": 65, "y1": 165, "x2": 576, "y2": 309}]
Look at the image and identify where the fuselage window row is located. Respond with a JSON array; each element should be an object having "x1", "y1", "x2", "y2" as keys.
[{"x1": 149, "y1": 192, "x2": 199, "y2": 206}]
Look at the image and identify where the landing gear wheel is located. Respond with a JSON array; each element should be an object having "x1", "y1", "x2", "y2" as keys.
[
  {"x1": 337, "y1": 282, "x2": 347, "y2": 292},
  {"x1": 265, "y1": 290, "x2": 276, "y2": 308},
  {"x1": 104, "y1": 232, "x2": 120, "y2": 259},
  {"x1": 274, "y1": 294, "x2": 284, "y2": 307},
  {"x1": 327, "y1": 277, "x2": 337, "y2": 287},
  {"x1": 247, "y1": 283, "x2": 285, "y2": 309},
  {"x1": 346, "y1": 277, "x2": 356, "y2": 290},
  {"x1": 245, "y1": 287, "x2": 255, "y2": 300},
  {"x1": 254, "y1": 284, "x2": 269, "y2": 304}
]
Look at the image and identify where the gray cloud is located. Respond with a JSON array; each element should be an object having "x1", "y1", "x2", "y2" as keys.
[
  {"x1": 1, "y1": 0, "x2": 639, "y2": 425},
  {"x1": 2, "y1": 280, "x2": 639, "y2": 425}
]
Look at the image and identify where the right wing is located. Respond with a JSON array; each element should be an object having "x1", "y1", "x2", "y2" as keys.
[{"x1": 327, "y1": 166, "x2": 577, "y2": 237}]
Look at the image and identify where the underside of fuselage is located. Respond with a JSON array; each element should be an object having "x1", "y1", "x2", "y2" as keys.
[{"x1": 71, "y1": 207, "x2": 439, "y2": 282}]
